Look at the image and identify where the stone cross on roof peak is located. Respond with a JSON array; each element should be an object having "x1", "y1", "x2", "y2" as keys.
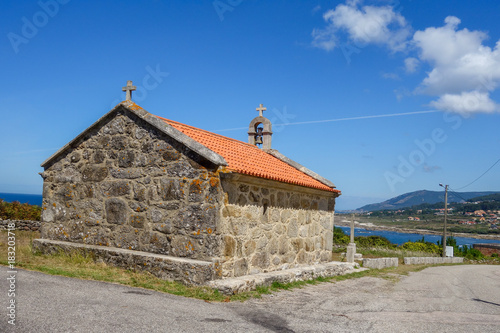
[
  {"x1": 122, "y1": 80, "x2": 136, "y2": 101},
  {"x1": 256, "y1": 103, "x2": 266, "y2": 117}
]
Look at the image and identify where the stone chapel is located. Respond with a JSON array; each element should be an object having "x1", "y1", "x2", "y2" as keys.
[{"x1": 35, "y1": 81, "x2": 341, "y2": 285}]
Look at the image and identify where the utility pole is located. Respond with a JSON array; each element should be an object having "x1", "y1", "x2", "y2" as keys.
[{"x1": 440, "y1": 184, "x2": 449, "y2": 257}]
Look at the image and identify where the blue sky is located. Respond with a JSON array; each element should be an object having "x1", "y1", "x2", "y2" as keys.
[{"x1": 1, "y1": 0, "x2": 500, "y2": 210}]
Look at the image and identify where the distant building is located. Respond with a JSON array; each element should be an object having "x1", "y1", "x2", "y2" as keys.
[{"x1": 474, "y1": 210, "x2": 486, "y2": 217}]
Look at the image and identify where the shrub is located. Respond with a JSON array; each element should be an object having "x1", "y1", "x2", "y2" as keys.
[
  {"x1": 333, "y1": 227, "x2": 350, "y2": 245},
  {"x1": 354, "y1": 235, "x2": 396, "y2": 248},
  {"x1": 401, "y1": 241, "x2": 441, "y2": 254},
  {"x1": 0, "y1": 199, "x2": 41, "y2": 221},
  {"x1": 464, "y1": 248, "x2": 485, "y2": 260}
]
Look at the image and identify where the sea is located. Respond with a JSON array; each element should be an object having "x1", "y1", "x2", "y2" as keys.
[
  {"x1": 0, "y1": 192, "x2": 43, "y2": 206},
  {"x1": 338, "y1": 226, "x2": 500, "y2": 247}
]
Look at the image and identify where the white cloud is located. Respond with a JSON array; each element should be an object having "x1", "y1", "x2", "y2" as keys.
[
  {"x1": 430, "y1": 91, "x2": 498, "y2": 114},
  {"x1": 312, "y1": 6, "x2": 500, "y2": 114},
  {"x1": 404, "y1": 57, "x2": 419, "y2": 73},
  {"x1": 414, "y1": 17, "x2": 485, "y2": 66},
  {"x1": 413, "y1": 16, "x2": 500, "y2": 96},
  {"x1": 311, "y1": 0, "x2": 410, "y2": 52}
]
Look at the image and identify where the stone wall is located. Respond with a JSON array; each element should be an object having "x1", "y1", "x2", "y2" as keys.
[
  {"x1": 0, "y1": 220, "x2": 41, "y2": 231},
  {"x1": 218, "y1": 174, "x2": 337, "y2": 277},
  {"x1": 362, "y1": 258, "x2": 398, "y2": 269},
  {"x1": 403, "y1": 257, "x2": 464, "y2": 264},
  {"x1": 40, "y1": 109, "x2": 224, "y2": 261}
]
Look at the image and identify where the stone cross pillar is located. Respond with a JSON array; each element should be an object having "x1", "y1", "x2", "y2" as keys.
[
  {"x1": 346, "y1": 214, "x2": 356, "y2": 263},
  {"x1": 122, "y1": 80, "x2": 137, "y2": 101},
  {"x1": 350, "y1": 214, "x2": 355, "y2": 243}
]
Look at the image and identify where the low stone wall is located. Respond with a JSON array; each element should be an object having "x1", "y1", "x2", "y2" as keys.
[
  {"x1": 0, "y1": 220, "x2": 41, "y2": 231},
  {"x1": 208, "y1": 262, "x2": 362, "y2": 295},
  {"x1": 403, "y1": 257, "x2": 464, "y2": 265},
  {"x1": 362, "y1": 258, "x2": 398, "y2": 269},
  {"x1": 473, "y1": 243, "x2": 500, "y2": 256},
  {"x1": 32, "y1": 239, "x2": 220, "y2": 285}
]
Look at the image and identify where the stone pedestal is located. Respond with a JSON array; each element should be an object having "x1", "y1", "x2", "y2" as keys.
[{"x1": 346, "y1": 243, "x2": 356, "y2": 263}]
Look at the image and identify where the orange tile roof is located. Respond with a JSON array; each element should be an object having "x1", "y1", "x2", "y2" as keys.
[{"x1": 156, "y1": 116, "x2": 338, "y2": 193}]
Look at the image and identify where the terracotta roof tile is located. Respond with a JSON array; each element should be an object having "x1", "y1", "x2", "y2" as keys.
[{"x1": 156, "y1": 116, "x2": 338, "y2": 193}]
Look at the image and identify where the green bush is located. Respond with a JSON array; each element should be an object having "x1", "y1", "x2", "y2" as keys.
[
  {"x1": 464, "y1": 248, "x2": 485, "y2": 260},
  {"x1": 401, "y1": 241, "x2": 441, "y2": 254},
  {"x1": 354, "y1": 235, "x2": 396, "y2": 248},
  {"x1": 333, "y1": 227, "x2": 350, "y2": 245},
  {"x1": 0, "y1": 199, "x2": 41, "y2": 221}
]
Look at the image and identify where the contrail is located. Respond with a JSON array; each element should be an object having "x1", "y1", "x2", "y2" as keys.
[{"x1": 212, "y1": 110, "x2": 440, "y2": 132}]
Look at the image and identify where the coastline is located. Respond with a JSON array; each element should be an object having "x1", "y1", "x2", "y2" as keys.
[{"x1": 334, "y1": 217, "x2": 500, "y2": 241}]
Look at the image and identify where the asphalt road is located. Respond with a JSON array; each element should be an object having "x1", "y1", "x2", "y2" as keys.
[{"x1": 1, "y1": 265, "x2": 499, "y2": 332}]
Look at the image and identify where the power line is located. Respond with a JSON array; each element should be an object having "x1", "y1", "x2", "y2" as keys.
[
  {"x1": 454, "y1": 157, "x2": 500, "y2": 190},
  {"x1": 212, "y1": 109, "x2": 440, "y2": 132},
  {"x1": 447, "y1": 187, "x2": 469, "y2": 203}
]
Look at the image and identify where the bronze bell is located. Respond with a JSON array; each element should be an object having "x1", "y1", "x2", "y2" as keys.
[{"x1": 255, "y1": 135, "x2": 263, "y2": 145}]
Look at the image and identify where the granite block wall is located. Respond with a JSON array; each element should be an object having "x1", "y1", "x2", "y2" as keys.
[
  {"x1": 218, "y1": 176, "x2": 336, "y2": 277},
  {"x1": 40, "y1": 109, "x2": 223, "y2": 261}
]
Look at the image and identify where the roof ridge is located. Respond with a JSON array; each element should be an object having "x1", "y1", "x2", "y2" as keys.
[{"x1": 156, "y1": 116, "x2": 258, "y2": 148}]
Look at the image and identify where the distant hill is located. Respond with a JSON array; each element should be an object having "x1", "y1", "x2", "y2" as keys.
[
  {"x1": 357, "y1": 190, "x2": 499, "y2": 212},
  {"x1": 468, "y1": 193, "x2": 500, "y2": 202}
]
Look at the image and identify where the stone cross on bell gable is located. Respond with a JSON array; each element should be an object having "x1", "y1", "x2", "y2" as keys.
[
  {"x1": 256, "y1": 104, "x2": 266, "y2": 117},
  {"x1": 122, "y1": 80, "x2": 136, "y2": 101}
]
